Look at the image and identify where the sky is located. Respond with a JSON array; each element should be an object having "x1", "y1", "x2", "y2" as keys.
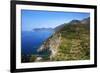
[{"x1": 21, "y1": 10, "x2": 90, "y2": 31}]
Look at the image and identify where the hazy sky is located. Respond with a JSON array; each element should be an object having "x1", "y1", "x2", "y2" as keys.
[{"x1": 21, "y1": 10, "x2": 90, "y2": 31}]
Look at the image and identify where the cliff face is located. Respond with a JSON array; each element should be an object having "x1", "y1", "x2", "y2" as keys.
[
  {"x1": 37, "y1": 17, "x2": 90, "y2": 61},
  {"x1": 37, "y1": 33, "x2": 62, "y2": 59}
]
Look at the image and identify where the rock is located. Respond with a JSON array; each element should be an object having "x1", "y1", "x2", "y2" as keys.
[
  {"x1": 37, "y1": 33, "x2": 62, "y2": 59},
  {"x1": 35, "y1": 57, "x2": 42, "y2": 61}
]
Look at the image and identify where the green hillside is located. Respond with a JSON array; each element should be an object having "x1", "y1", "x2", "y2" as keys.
[
  {"x1": 51, "y1": 22, "x2": 90, "y2": 61},
  {"x1": 29, "y1": 17, "x2": 90, "y2": 62}
]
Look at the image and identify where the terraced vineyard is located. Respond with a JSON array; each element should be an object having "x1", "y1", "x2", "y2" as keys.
[{"x1": 51, "y1": 22, "x2": 90, "y2": 61}]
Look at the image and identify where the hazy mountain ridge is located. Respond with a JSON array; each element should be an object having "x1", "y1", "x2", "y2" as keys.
[
  {"x1": 33, "y1": 28, "x2": 53, "y2": 31},
  {"x1": 81, "y1": 17, "x2": 90, "y2": 24},
  {"x1": 55, "y1": 17, "x2": 90, "y2": 32}
]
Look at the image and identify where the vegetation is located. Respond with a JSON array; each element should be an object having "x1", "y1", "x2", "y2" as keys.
[{"x1": 51, "y1": 22, "x2": 90, "y2": 61}]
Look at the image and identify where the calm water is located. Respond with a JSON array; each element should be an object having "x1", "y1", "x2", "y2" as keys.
[{"x1": 21, "y1": 30, "x2": 54, "y2": 56}]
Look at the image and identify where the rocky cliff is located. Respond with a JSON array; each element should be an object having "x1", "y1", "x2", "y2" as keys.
[{"x1": 37, "y1": 32, "x2": 62, "y2": 60}]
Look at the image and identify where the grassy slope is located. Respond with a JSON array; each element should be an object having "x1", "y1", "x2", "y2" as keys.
[{"x1": 51, "y1": 23, "x2": 90, "y2": 61}]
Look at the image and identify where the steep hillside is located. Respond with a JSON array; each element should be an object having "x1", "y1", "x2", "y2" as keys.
[{"x1": 36, "y1": 17, "x2": 90, "y2": 61}]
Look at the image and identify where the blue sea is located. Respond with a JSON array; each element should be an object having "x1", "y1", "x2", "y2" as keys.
[{"x1": 21, "y1": 30, "x2": 54, "y2": 56}]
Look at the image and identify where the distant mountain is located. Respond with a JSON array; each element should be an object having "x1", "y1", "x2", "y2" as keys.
[
  {"x1": 69, "y1": 20, "x2": 81, "y2": 24},
  {"x1": 54, "y1": 17, "x2": 90, "y2": 32},
  {"x1": 81, "y1": 17, "x2": 90, "y2": 24},
  {"x1": 54, "y1": 20, "x2": 81, "y2": 32},
  {"x1": 68, "y1": 17, "x2": 90, "y2": 25},
  {"x1": 33, "y1": 28, "x2": 53, "y2": 31}
]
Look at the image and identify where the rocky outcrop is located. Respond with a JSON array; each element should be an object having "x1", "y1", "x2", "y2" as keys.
[{"x1": 37, "y1": 33, "x2": 62, "y2": 59}]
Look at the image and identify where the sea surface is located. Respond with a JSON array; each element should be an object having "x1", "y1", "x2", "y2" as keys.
[{"x1": 21, "y1": 29, "x2": 54, "y2": 56}]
